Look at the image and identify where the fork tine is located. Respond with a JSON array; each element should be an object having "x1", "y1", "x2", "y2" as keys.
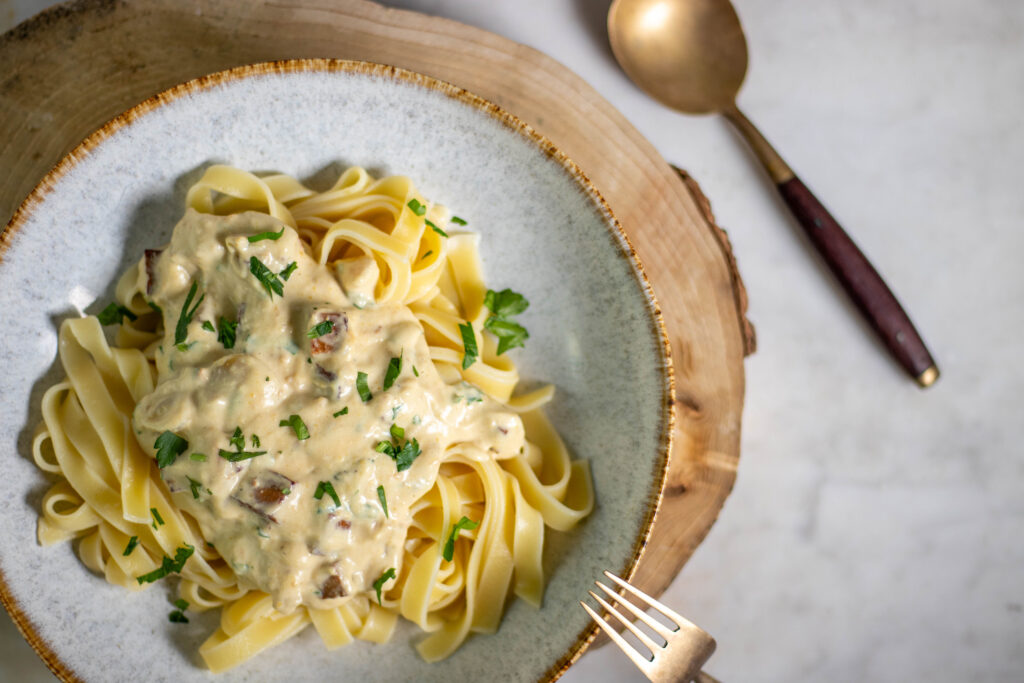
[
  {"x1": 603, "y1": 571, "x2": 693, "y2": 630},
  {"x1": 580, "y1": 601, "x2": 654, "y2": 677},
  {"x1": 589, "y1": 590, "x2": 663, "y2": 655},
  {"x1": 595, "y1": 580, "x2": 676, "y2": 641}
]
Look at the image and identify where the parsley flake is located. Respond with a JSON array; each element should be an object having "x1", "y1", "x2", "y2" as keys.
[
  {"x1": 153, "y1": 431, "x2": 188, "y2": 468},
  {"x1": 173, "y1": 598, "x2": 189, "y2": 610},
  {"x1": 135, "y1": 544, "x2": 194, "y2": 585},
  {"x1": 443, "y1": 516, "x2": 479, "y2": 562},
  {"x1": 229, "y1": 427, "x2": 245, "y2": 451},
  {"x1": 217, "y1": 317, "x2": 238, "y2": 349},
  {"x1": 356, "y1": 371, "x2": 372, "y2": 402},
  {"x1": 218, "y1": 449, "x2": 267, "y2": 462},
  {"x1": 173, "y1": 281, "x2": 205, "y2": 349},
  {"x1": 333, "y1": 407, "x2": 349, "y2": 418},
  {"x1": 425, "y1": 219, "x2": 448, "y2": 237},
  {"x1": 377, "y1": 485, "x2": 389, "y2": 518},
  {"x1": 383, "y1": 351, "x2": 402, "y2": 391},
  {"x1": 279, "y1": 262, "x2": 298, "y2": 281},
  {"x1": 307, "y1": 320, "x2": 334, "y2": 339},
  {"x1": 168, "y1": 610, "x2": 189, "y2": 624},
  {"x1": 450, "y1": 216, "x2": 467, "y2": 226},
  {"x1": 483, "y1": 288, "x2": 530, "y2": 355},
  {"x1": 97, "y1": 302, "x2": 138, "y2": 326},
  {"x1": 279, "y1": 414, "x2": 310, "y2": 440},
  {"x1": 201, "y1": 320, "x2": 215, "y2": 332},
  {"x1": 407, "y1": 198, "x2": 427, "y2": 216},
  {"x1": 187, "y1": 476, "x2": 203, "y2": 500},
  {"x1": 249, "y1": 256, "x2": 284, "y2": 298},
  {"x1": 151, "y1": 507, "x2": 165, "y2": 527},
  {"x1": 373, "y1": 567, "x2": 397, "y2": 605},
  {"x1": 247, "y1": 226, "x2": 285, "y2": 242},
  {"x1": 190, "y1": 453, "x2": 207, "y2": 462},
  {"x1": 313, "y1": 480, "x2": 341, "y2": 507},
  {"x1": 375, "y1": 429, "x2": 422, "y2": 472},
  {"x1": 458, "y1": 322, "x2": 478, "y2": 369},
  {"x1": 123, "y1": 536, "x2": 139, "y2": 556}
]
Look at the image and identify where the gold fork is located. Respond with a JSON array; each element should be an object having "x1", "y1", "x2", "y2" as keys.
[{"x1": 580, "y1": 571, "x2": 719, "y2": 682}]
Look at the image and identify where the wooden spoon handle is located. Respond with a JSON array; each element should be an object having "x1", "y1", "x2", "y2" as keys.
[{"x1": 724, "y1": 107, "x2": 939, "y2": 387}]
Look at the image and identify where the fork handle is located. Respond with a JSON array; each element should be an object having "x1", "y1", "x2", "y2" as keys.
[
  {"x1": 694, "y1": 671, "x2": 721, "y2": 683},
  {"x1": 722, "y1": 106, "x2": 939, "y2": 387}
]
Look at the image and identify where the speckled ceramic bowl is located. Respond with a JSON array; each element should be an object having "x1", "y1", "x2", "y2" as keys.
[{"x1": 0, "y1": 60, "x2": 672, "y2": 682}]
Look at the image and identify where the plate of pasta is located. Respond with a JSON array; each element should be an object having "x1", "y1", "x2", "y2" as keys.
[{"x1": 0, "y1": 60, "x2": 672, "y2": 681}]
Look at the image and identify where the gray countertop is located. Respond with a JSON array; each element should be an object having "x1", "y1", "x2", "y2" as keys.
[{"x1": 2, "y1": 0, "x2": 1022, "y2": 681}]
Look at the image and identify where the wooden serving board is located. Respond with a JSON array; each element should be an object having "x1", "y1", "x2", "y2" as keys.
[{"x1": 0, "y1": 0, "x2": 751, "y2": 620}]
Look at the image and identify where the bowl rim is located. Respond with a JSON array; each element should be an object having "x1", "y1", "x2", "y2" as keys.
[{"x1": 0, "y1": 58, "x2": 675, "y2": 683}]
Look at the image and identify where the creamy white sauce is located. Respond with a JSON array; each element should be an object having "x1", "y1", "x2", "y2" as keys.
[{"x1": 133, "y1": 210, "x2": 524, "y2": 613}]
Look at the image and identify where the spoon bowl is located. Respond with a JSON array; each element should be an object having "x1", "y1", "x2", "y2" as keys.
[
  {"x1": 608, "y1": 0, "x2": 747, "y2": 114},
  {"x1": 607, "y1": 0, "x2": 939, "y2": 387}
]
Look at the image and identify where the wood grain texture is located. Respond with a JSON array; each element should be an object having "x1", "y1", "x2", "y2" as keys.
[{"x1": 0, "y1": 0, "x2": 749, "y2": 656}]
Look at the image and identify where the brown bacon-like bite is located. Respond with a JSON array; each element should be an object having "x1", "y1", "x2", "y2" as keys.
[
  {"x1": 144, "y1": 249, "x2": 163, "y2": 295},
  {"x1": 320, "y1": 574, "x2": 347, "y2": 599},
  {"x1": 230, "y1": 471, "x2": 295, "y2": 524},
  {"x1": 309, "y1": 312, "x2": 347, "y2": 355}
]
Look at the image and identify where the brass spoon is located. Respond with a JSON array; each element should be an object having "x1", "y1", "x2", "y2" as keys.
[{"x1": 608, "y1": 0, "x2": 939, "y2": 387}]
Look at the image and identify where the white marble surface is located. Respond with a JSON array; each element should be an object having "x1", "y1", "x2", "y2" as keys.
[{"x1": 2, "y1": 0, "x2": 1022, "y2": 681}]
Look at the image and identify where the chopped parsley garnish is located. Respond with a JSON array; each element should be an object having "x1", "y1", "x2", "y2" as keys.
[
  {"x1": 190, "y1": 453, "x2": 207, "y2": 462},
  {"x1": 247, "y1": 226, "x2": 285, "y2": 242},
  {"x1": 484, "y1": 288, "x2": 529, "y2": 318},
  {"x1": 220, "y1": 428, "x2": 266, "y2": 460},
  {"x1": 201, "y1": 320, "x2": 215, "y2": 332},
  {"x1": 217, "y1": 316, "x2": 238, "y2": 349},
  {"x1": 173, "y1": 281, "x2": 205, "y2": 350},
  {"x1": 450, "y1": 215, "x2": 467, "y2": 226},
  {"x1": 375, "y1": 429, "x2": 422, "y2": 472},
  {"x1": 187, "y1": 476, "x2": 203, "y2": 500},
  {"x1": 249, "y1": 256, "x2": 284, "y2": 298},
  {"x1": 135, "y1": 544, "x2": 194, "y2": 584},
  {"x1": 373, "y1": 567, "x2": 397, "y2": 605},
  {"x1": 251, "y1": 434, "x2": 260, "y2": 448},
  {"x1": 313, "y1": 480, "x2": 341, "y2": 507},
  {"x1": 484, "y1": 317, "x2": 529, "y2": 355},
  {"x1": 425, "y1": 219, "x2": 448, "y2": 237},
  {"x1": 97, "y1": 302, "x2": 138, "y2": 326},
  {"x1": 147, "y1": 301, "x2": 163, "y2": 315},
  {"x1": 443, "y1": 516, "x2": 479, "y2": 562},
  {"x1": 383, "y1": 351, "x2": 402, "y2": 391},
  {"x1": 218, "y1": 448, "x2": 267, "y2": 462},
  {"x1": 407, "y1": 198, "x2": 427, "y2": 216},
  {"x1": 412, "y1": 366, "x2": 419, "y2": 377},
  {"x1": 122, "y1": 536, "x2": 139, "y2": 556},
  {"x1": 333, "y1": 407, "x2": 349, "y2": 418},
  {"x1": 307, "y1": 320, "x2": 334, "y2": 339},
  {"x1": 421, "y1": 250, "x2": 433, "y2": 260},
  {"x1": 153, "y1": 431, "x2": 188, "y2": 468},
  {"x1": 356, "y1": 371, "x2": 372, "y2": 402},
  {"x1": 279, "y1": 414, "x2": 310, "y2": 440},
  {"x1": 458, "y1": 322, "x2": 478, "y2": 369},
  {"x1": 229, "y1": 427, "x2": 245, "y2": 451},
  {"x1": 377, "y1": 485, "x2": 389, "y2": 517},
  {"x1": 279, "y1": 262, "x2": 298, "y2": 281},
  {"x1": 151, "y1": 507, "x2": 165, "y2": 527},
  {"x1": 483, "y1": 288, "x2": 530, "y2": 355},
  {"x1": 169, "y1": 598, "x2": 190, "y2": 623}
]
